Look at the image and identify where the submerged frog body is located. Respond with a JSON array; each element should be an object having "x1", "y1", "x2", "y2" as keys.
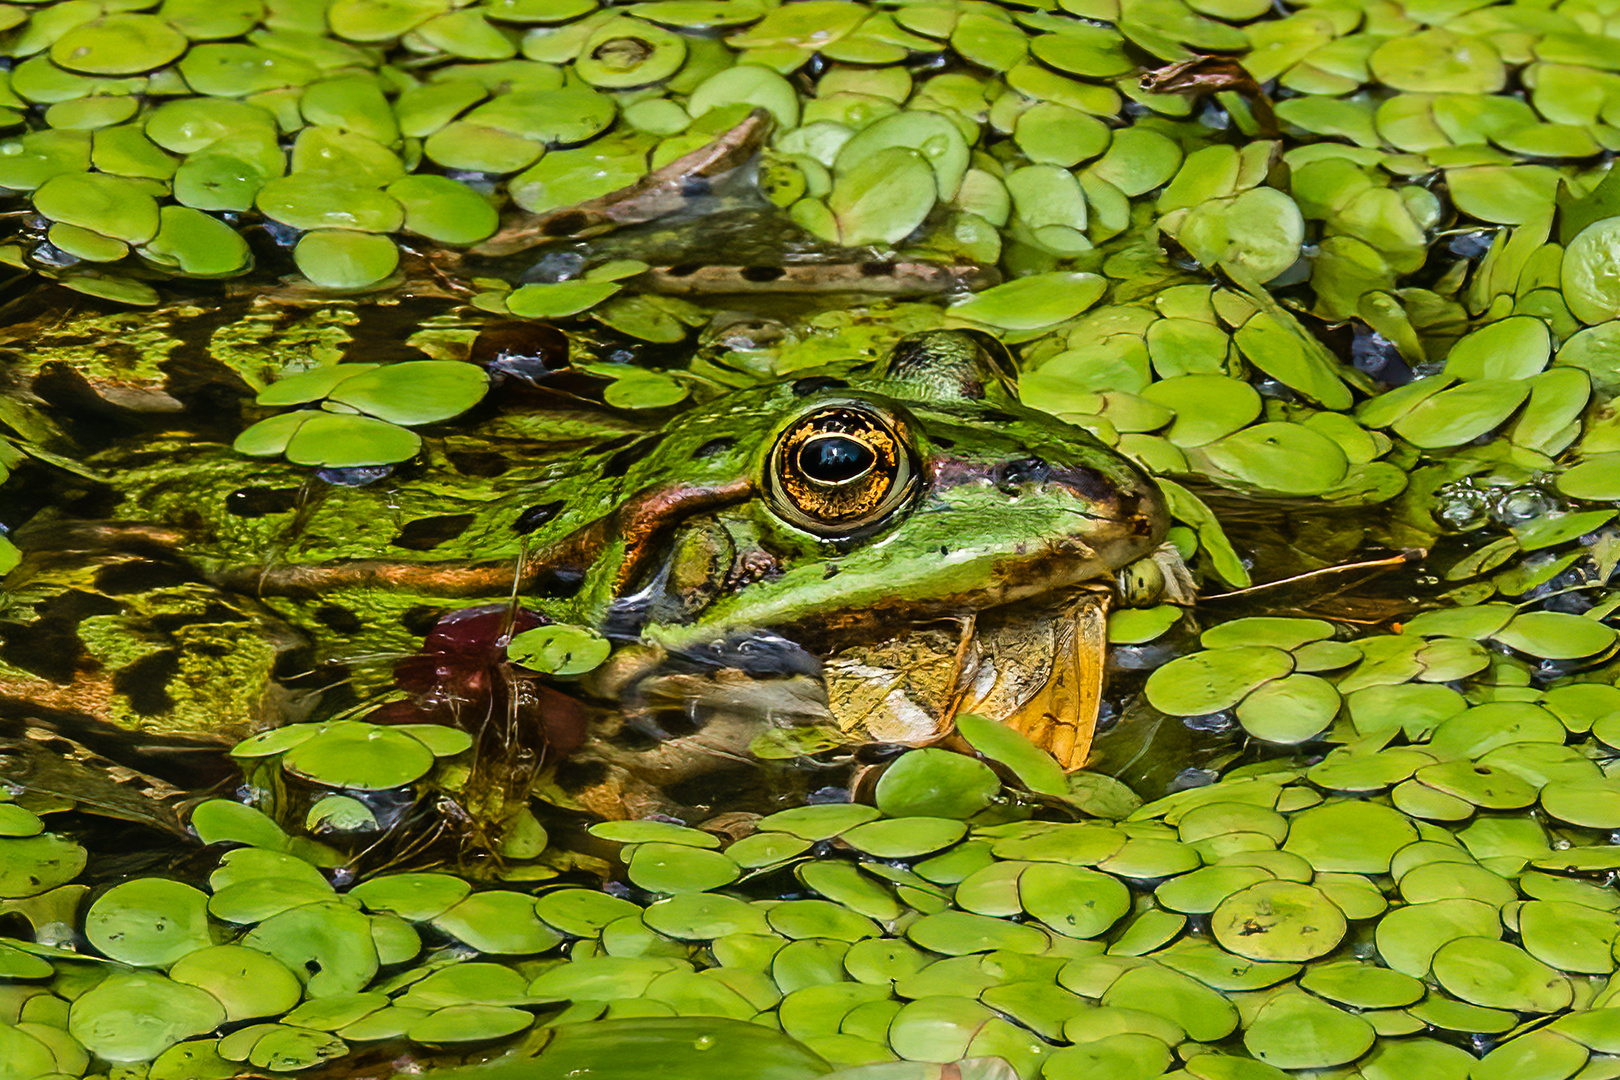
[{"x1": 1, "y1": 322, "x2": 1175, "y2": 823}]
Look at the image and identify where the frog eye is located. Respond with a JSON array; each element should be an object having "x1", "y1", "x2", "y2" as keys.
[{"x1": 766, "y1": 405, "x2": 918, "y2": 536}]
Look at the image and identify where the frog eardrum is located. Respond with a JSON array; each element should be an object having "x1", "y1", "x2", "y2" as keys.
[{"x1": 765, "y1": 403, "x2": 918, "y2": 537}]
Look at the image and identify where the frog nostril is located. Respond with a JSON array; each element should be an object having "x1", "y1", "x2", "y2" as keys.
[
  {"x1": 799, "y1": 435, "x2": 875, "y2": 484},
  {"x1": 996, "y1": 457, "x2": 1050, "y2": 492}
]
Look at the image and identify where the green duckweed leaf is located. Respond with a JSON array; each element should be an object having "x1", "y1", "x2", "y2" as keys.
[
  {"x1": 642, "y1": 893, "x2": 770, "y2": 939},
  {"x1": 874, "y1": 749, "x2": 999, "y2": 819},
  {"x1": 276, "y1": 412, "x2": 420, "y2": 467},
  {"x1": 1430, "y1": 937, "x2": 1573, "y2": 1012},
  {"x1": 34, "y1": 171, "x2": 159, "y2": 244},
  {"x1": 1243, "y1": 991, "x2": 1375, "y2": 1069},
  {"x1": 68, "y1": 972, "x2": 226, "y2": 1063},
  {"x1": 292, "y1": 230, "x2": 401, "y2": 291},
  {"x1": 141, "y1": 205, "x2": 253, "y2": 278},
  {"x1": 0, "y1": 835, "x2": 87, "y2": 899},
  {"x1": 756, "y1": 804, "x2": 880, "y2": 840},
  {"x1": 281, "y1": 721, "x2": 437, "y2": 790},
  {"x1": 1491, "y1": 611, "x2": 1617, "y2": 659},
  {"x1": 1390, "y1": 378, "x2": 1531, "y2": 448},
  {"x1": 827, "y1": 146, "x2": 936, "y2": 247},
  {"x1": 169, "y1": 945, "x2": 303, "y2": 1023},
  {"x1": 1018, "y1": 862, "x2": 1130, "y2": 939},
  {"x1": 1557, "y1": 453, "x2": 1620, "y2": 500},
  {"x1": 350, "y1": 872, "x2": 471, "y2": 920},
  {"x1": 324, "y1": 361, "x2": 489, "y2": 426},
  {"x1": 627, "y1": 843, "x2": 740, "y2": 894},
  {"x1": 948, "y1": 272, "x2": 1106, "y2": 332},
  {"x1": 245, "y1": 1025, "x2": 349, "y2": 1071},
  {"x1": 242, "y1": 900, "x2": 379, "y2": 997},
  {"x1": 1564, "y1": 216, "x2": 1620, "y2": 324},
  {"x1": 407, "y1": 1004, "x2": 534, "y2": 1043},
  {"x1": 190, "y1": 799, "x2": 288, "y2": 850},
  {"x1": 434, "y1": 890, "x2": 564, "y2": 954},
  {"x1": 51, "y1": 14, "x2": 188, "y2": 75},
  {"x1": 1200, "y1": 421, "x2": 1349, "y2": 495},
  {"x1": 1212, "y1": 881, "x2": 1347, "y2": 962},
  {"x1": 508, "y1": 280, "x2": 622, "y2": 319},
  {"x1": 509, "y1": 623, "x2": 612, "y2": 676},
  {"x1": 839, "y1": 817, "x2": 967, "y2": 859},
  {"x1": 1144, "y1": 645, "x2": 1294, "y2": 716},
  {"x1": 84, "y1": 878, "x2": 213, "y2": 967},
  {"x1": 1234, "y1": 674, "x2": 1340, "y2": 743}
]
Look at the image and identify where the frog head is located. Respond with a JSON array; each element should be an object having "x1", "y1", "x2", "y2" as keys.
[{"x1": 534, "y1": 330, "x2": 1167, "y2": 649}]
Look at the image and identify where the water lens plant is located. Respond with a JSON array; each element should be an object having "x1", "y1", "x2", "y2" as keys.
[{"x1": 0, "y1": 0, "x2": 1618, "y2": 1077}]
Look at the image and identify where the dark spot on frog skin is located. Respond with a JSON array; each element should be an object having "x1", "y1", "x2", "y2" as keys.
[
  {"x1": 390, "y1": 513, "x2": 477, "y2": 551},
  {"x1": 148, "y1": 602, "x2": 247, "y2": 634},
  {"x1": 314, "y1": 606, "x2": 364, "y2": 634},
  {"x1": 0, "y1": 589, "x2": 118, "y2": 684},
  {"x1": 514, "y1": 501, "x2": 566, "y2": 534},
  {"x1": 113, "y1": 651, "x2": 180, "y2": 715},
  {"x1": 666, "y1": 263, "x2": 700, "y2": 277},
  {"x1": 536, "y1": 565, "x2": 586, "y2": 598},
  {"x1": 445, "y1": 450, "x2": 510, "y2": 477},
  {"x1": 741, "y1": 266, "x2": 785, "y2": 282},
  {"x1": 225, "y1": 487, "x2": 299, "y2": 518},
  {"x1": 402, "y1": 606, "x2": 449, "y2": 636},
  {"x1": 94, "y1": 560, "x2": 201, "y2": 595},
  {"x1": 694, "y1": 438, "x2": 735, "y2": 459},
  {"x1": 859, "y1": 261, "x2": 896, "y2": 277},
  {"x1": 792, "y1": 377, "x2": 848, "y2": 397},
  {"x1": 601, "y1": 435, "x2": 664, "y2": 479}
]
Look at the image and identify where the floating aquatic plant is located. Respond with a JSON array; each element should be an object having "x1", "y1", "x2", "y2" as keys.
[{"x1": 234, "y1": 360, "x2": 489, "y2": 467}]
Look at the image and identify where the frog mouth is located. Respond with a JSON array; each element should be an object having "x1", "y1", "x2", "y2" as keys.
[
  {"x1": 586, "y1": 586, "x2": 1115, "y2": 774},
  {"x1": 821, "y1": 586, "x2": 1114, "y2": 771}
]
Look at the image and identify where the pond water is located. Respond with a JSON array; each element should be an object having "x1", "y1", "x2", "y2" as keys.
[{"x1": 1, "y1": 1, "x2": 1620, "y2": 1079}]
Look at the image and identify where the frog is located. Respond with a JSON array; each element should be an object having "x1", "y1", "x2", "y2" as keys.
[
  {"x1": 1, "y1": 307, "x2": 1183, "y2": 828},
  {"x1": 497, "y1": 328, "x2": 1181, "y2": 815}
]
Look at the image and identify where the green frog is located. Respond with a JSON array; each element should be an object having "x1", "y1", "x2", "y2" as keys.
[
  {"x1": 505, "y1": 329, "x2": 1180, "y2": 815},
  {"x1": 1, "y1": 316, "x2": 1180, "y2": 824}
]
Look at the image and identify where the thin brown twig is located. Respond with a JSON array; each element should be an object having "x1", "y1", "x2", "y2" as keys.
[{"x1": 1201, "y1": 550, "x2": 1424, "y2": 601}]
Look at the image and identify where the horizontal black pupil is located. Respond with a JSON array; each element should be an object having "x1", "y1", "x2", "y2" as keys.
[{"x1": 800, "y1": 436, "x2": 874, "y2": 483}]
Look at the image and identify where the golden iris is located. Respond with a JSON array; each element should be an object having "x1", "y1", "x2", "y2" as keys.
[{"x1": 766, "y1": 404, "x2": 917, "y2": 536}]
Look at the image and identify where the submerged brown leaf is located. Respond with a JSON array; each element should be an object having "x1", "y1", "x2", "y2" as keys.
[
  {"x1": 1141, "y1": 57, "x2": 1280, "y2": 138},
  {"x1": 471, "y1": 109, "x2": 774, "y2": 257}
]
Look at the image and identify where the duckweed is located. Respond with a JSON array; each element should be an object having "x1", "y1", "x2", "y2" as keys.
[{"x1": 5, "y1": 0, "x2": 1620, "y2": 1075}]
